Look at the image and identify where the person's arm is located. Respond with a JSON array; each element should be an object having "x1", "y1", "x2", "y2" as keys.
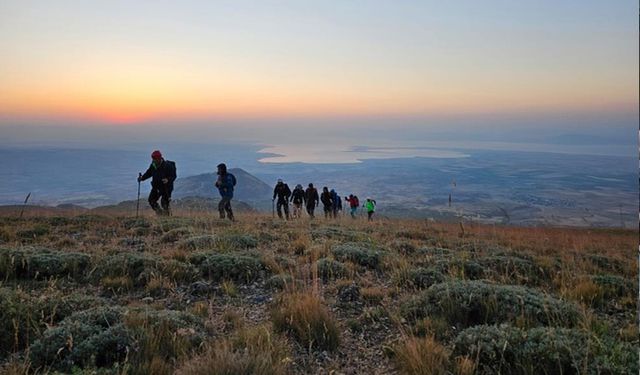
[
  {"x1": 273, "y1": 186, "x2": 277, "y2": 200},
  {"x1": 139, "y1": 165, "x2": 153, "y2": 181}
]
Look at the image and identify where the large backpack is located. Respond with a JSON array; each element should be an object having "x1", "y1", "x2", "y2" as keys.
[{"x1": 353, "y1": 196, "x2": 359, "y2": 207}]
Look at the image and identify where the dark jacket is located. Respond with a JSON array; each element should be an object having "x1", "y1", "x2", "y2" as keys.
[
  {"x1": 330, "y1": 190, "x2": 341, "y2": 210},
  {"x1": 320, "y1": 191, "x2": 333, "y2": 207},
  {"x1": 291, "y1": 187, "x2": 305, "y2": 204},
  {"x1": 273, "y1": 183, "x2": 291, "y2": 202},
  {"x1": 305, "y1": 187, "x2": 319, "y2": 207},
  {"x1": 140, "y1": 159, "x2": 177, "y2": 190},
  {"x1": 216, "y1": 173, "x2": 236, "y2": 198}
]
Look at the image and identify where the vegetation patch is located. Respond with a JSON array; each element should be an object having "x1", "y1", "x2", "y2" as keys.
[
  {"x1": 0, "y1": 247, "x2": 90, "y2": 280},
  {"x1": 331, "y1": 242, "x2": 383, "y2": 269},
  {"x1": 94, "y1": 252, "x2": 161, "y2": 287},
  {"x1": 29, "y1": 306, "x2": 204, "y2": 373},
  {"x1": 175, "y1": 325, "x2": 290, "y2": 375},
  {"x1": 314, "y1": 258, "x2": 348, "y2": 281},
  {"x1": 192, "y1": 253, "x2": 265, "y2": 283},
  {"x1": 453, "y1": 324, "x2": 638, "y2": 375},
  {"x1": 272, "y1": 292, "x2": 340, "y2": 351},
  {"x1": 401, "y1": 280, "x2": 579, "y2": 328}
]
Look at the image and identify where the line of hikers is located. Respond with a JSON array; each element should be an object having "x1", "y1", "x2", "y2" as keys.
[
  {"x1": 273, "y1": 179, "x2": 376, "y2": 221},
  {"x1": 137, "y1": 150, "x2": 376, "y2": 221}
]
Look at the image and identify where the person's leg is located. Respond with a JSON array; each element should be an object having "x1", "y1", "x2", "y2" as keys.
[
  {"x1": 224, "y1": 199, "x2": 234, "y2": 221},
  {"x1": 148, "y1": 189, "x2": 161, "y2": 214},
  {"x1": 218, "y1": 197, "x2": 227, "y2": 219},
  {"x1": 283, "y1": 201, "x2": 290, "y2": 220},
  {"x1": 276, "y1": 201, "x2": 283, "y2": 219},
  {"x1": 160, "y1": 189, "x2": 171, "y2": 216},
  {"x1": 367, "y1": 211, "x2": 373, "y2": 221}
]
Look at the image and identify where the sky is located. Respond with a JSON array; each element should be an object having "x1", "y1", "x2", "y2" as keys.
[{"x1": 0, "y1": 0, "x2": 637, "y2": 145}]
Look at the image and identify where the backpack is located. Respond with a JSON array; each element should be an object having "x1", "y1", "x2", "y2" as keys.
[{"x1": 353, "y1": 196, "x2": 359, "y2": 207}]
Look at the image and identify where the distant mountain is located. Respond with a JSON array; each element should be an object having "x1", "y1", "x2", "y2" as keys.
[
  {"x1": 173, "y1": 168, "x2": 272, "y2": 208},
  {"x1": 90, "y1": 196, "x2": 255, "y2": 215}
]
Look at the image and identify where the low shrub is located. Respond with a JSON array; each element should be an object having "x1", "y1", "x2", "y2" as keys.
[
  {"x1": 405, "y1": 267, "x2": 446, "y2": 289},
  {"x1": 265, "y1": 274, "x2": 294, "y2": 291},
  {"x1": 453, "y1": 325, "x2": 639, "y2": 375},
  {"x1": 180, "y1": 233, "x2": 258, "y2": 251},
  {"x1": 29, "y1": 306, "x2": 205, "y2": 373},
  {"x1": 591, "y1": 274, "x2": 635, "y2": 299},
  {"x1": 195, "y1": 253, "x2": 265, "y2": 283},
  {"x1": 314, "y1": 258, "x2": 348, "y2": 281},
  {"x1": 160, "y1": 227, "x2": 192, "y2": 243},
  {"x1": 16, "y1": 225, "x2": 49, "y2": 240},
  {"x1": 477, "y1": 256, "x2": 550, "y2": 285},
  {"x1": 401, "y1": 280, "x2": 579, "y2": 329},
  {"x1": 179, "y1": 235, "x2": 218, "y2": 251},
  {"x1": 272, "y1": 292, "x2": 340, "y2": 351},
  {"x1": 331, "y1": 242, "x2": 383, "y2": 269},
  {"x1": 94, "y1": 253, "x2": 159, "y2": 288},
  {"x1": 0, "y1": 247, "x2": 90, "y2": 280}
]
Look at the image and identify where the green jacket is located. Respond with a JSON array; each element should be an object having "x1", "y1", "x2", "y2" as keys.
[{"x1": 364, "y1": 199, "x2": 376, "y2": 212}]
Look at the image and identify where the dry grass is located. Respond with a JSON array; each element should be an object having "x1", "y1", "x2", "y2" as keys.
[
  {"x1": 271, "y1": 291, "x2": 340, "y2": 351},
  {"x1": 392, "y1": 336, "x2": 451, "y2": 375},
  {"x1": 0, "y1": 210, "x2": 636, "y2": 374},
  {"x1": 176, "y1": 325, "x2": 290, "y2": 375}
]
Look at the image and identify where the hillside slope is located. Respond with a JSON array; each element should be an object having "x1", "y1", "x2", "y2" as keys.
[{"x1": 0, "y1": 212, "x2": 637, "y2": 374}]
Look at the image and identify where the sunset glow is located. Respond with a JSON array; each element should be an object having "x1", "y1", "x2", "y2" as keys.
[{"x1": 0, "y1": 1, "x2": 637, "y2": 126}]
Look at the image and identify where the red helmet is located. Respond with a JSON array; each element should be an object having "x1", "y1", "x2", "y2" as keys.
[{"x1": 151, "y1": 150, "x2": 162, "y2": 159}]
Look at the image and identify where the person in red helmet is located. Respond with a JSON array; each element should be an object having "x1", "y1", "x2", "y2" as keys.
[{"x1": 138, "y1": 150, "x2": 177, "y2": 216}]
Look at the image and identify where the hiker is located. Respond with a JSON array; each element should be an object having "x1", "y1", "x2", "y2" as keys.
[
  {"x1": 290, "y1": 184, "x2": 305, "y2": 219},
  {"x1": 320, "y1": 187, "x2": 333, "y2": 219},
  {"x1": 138, "y1": 150, "x2": 177, "y2": 216},
  {"x1": 215, "y1": 163, "x2": 236, "y2": 221},
  {"x1": 273, "y1": 179, "x2": 292, "y2": 220},
  {"x1": 304, "y1": 183, "x2": 319, "y2": 218},
  {"x1": 330, "y1": 189, "x2": 341, "y2": 218},
  {"x1": 364, "y1": 197, "x2": 377, "y2": 221},
  {"x1": 345, "y1": 194, "x2": 359, "y2": 218}
]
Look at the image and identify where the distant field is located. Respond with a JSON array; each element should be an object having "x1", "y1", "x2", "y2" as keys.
[{"x1": 0, "y1": 211, "x2": 637, "y2": 374}]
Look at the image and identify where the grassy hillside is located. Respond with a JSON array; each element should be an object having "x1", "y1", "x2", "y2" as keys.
[{"x1": 0, "y1": 211, "x2": 637, "y2": 374}]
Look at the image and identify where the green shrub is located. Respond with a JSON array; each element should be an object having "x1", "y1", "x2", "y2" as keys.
[
  {"x1": 434, "y1": 258, "x2": 485, "y2": 279},
  {"x1": 16, "y1": 225, "x2": 49, "y2": 240},
  {"x1": 179, "y1": 235, "x2": 218, "y2": 251},
  {"x1": 160, "y1": 259, "x2": 199, "y2": 283},
  {"x1": 401, "y1": 280, "x2": 579, "y2": 329},
  {"x1": 29, "y1": 306, "x2": 205, "y2": 372},
  {"x1": 0, "y1": 247, "x2": 90, "y2": 280},
  {"x1": 315, "y1": 259, "x2": 348, "y2": 281},
  {"x1": 180, "y1": 234, "x2": 258, "y2": 251},
  {"x1": 266, "y1": 274, "x2": 294, "y2": 290},
  {"x1": 587, "y1": 254, "x2": 624, "y2": 273},
  {"x1": 94, "y1": 252, "x2": 161, "y2": 286},
  {"x1": 405, "y1": 267, "x2": 446, "y2": 289},
  {"x1": 122, "y1": 217, "x2": 151, "y2": 230},
  {"x1": 310, "y1": 227, "x2": 362, "y2": 242},
  {"x1": 591, "y1": 274, "x2": 635, "y2": 299},
  {"x1": 195, "y1": 253, "x2": 265, "y2": 283},
  {"x1": 477, "y1": 256, "x2": 550, "y2": 285},
  {"x1": 159, "y1": 227, "x2": 192, "y2": 243},
  {"x1": 331, "y1": 243, "x2": 383, "y2": 269},
  {"x1": 453, "y1": 325, "x2": 639, "y2": 375}
]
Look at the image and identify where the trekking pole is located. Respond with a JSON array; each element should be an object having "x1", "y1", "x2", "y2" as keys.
[
  {"x1": 272, "y1": 199, "x2": 275, "y2": 219},
  {"x1": 19, "y1": 192, "x2": 31, "y2": 219},
  {"x1": 136, "y1": 173, "x2": 141, "y2": 218}
]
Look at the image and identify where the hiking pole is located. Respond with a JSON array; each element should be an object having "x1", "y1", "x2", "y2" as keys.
[
  {"x1": 136, "y1": 173, "x2": 141, "y2": 218},
  {"x1": 272, "y1": 199, "x2": 275, "y2": 219},
  {"x1": 19, "y1": 192, "x2": 31, "y2": 219}
]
